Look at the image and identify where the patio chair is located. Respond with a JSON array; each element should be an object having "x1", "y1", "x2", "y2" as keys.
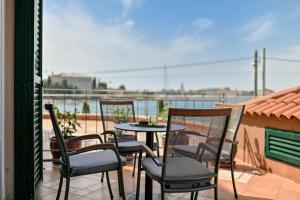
[
  {"x1": 45, "y1": 104, "x2": 127, "y2": 200},
  {"x1": 99, "y1": 100, "x2": 160, "y2": 177},
  {"x1": 172, "y1": 104, "x2": 245, "y2": 198},
  {"x1": 136, "y1": 108, "x2": 231, "y2": 200}
]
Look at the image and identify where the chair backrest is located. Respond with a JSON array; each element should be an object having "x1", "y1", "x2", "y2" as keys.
[
  {"x1": 215, "y1": 103, "x2": 245, "y2": 155},
  {"x1": 45, "y1": 104, "x2": 69, "y2": 165},
  {"x1": 99, "y1": 100, "x2": 136, "y2": 132},
  {"x1": 164, "y1": 108, "x2": 231, "y2": 178}
]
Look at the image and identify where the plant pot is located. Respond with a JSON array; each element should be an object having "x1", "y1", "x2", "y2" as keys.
[{"x1": 50, "y1": 136, "x2": 82, "y2": 164}]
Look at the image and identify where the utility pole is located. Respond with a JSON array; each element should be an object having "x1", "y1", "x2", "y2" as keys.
[
  {"x1": 262, "y1": 48, "x2": 266, "y2": 96},
  {"x1": 164, "y1": 65, "x2": 167, "y2": 91},
  {"x1": 253, "y1": 49, "x2": 258, "y2": 96}
]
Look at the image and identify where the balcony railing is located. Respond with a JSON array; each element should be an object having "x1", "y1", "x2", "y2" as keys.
[{"x1": 43, "y1": 88, "x2": 253, "y2": 133}]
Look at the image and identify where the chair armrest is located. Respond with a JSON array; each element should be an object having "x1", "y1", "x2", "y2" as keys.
[
  {"x1": 197, "y1": 142, "x2": 217, "y2": 156},
  {"x1": 73, "y1": 143, "x2": 116, "y2": 154},
  {"x1": 225, "y1": 138, "x2": 238, "y2": 145},
  {"x1": 140, "y1": 144, "x2": 163, "y2": 166},
  {"x1": 101, "y1": 130, "x2": 119, "y2": 148},
  {"x1": 141, "y1": 144, "x2": 156, "y2": 157},
  {"x1": 66, "y1": 134, "x2": 103, "y2": 144}
]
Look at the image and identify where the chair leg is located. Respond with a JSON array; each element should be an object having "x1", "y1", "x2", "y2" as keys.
[
  {"x1": 56, "y1": 174, "x2": 63, "y2": 200},
  {"x1": 230, "y1": 157, "x2": 238, "y2": 199},
  {"x1": 64, "y1": 176, "x2": 70, "y2": 200},
  {"x1": 155, "y1": 132, "x2": 160, "y2": 157},
  {"x1": 160, "y1": 183, "x2": 165, "y2": 200},
  {"x1": 136, "y1": 152, "x2": 142, "y2": 200},
  {"x1": 190, "y1": 192, "x2": 194, "y2": 200},
  {"x1": 106, "y1": 171, "x2": 114, "y2": 200},
  {"x1": 119, "y1": 168, "x2": 126, "y2": 200},
  {"x1": 132, "y1": 153, "x2": 137, "y2": 177},
  {"x1": 101, "y1": 172, "x2": 104, "y2": 182},
  {"x1": 214, "y1": 186, "x2": 218, "y2": 200},
  {"x1": 117, "y1": 170, "x2": 122, "y2": 196},
  {"x1": 193, "y1": 192, "x2": 198, "y2": 200}
]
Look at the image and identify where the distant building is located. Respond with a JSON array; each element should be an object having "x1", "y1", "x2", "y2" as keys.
[
  {"x1": 179, "y1": 83, "x2": 185, "y2": 93},
  {"x1": 50, "y1": 73, "x2": 93, "y2": 89}
]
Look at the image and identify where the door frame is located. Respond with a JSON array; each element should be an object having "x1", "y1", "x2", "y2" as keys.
[{"x1": 14, "y1": 0, "x2": 43, "y2": 199}]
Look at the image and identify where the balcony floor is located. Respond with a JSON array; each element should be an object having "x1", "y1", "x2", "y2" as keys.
[
  {"x1": 37, "y1": 158, "x2": 300, "y2": 200},
  {"x1": 40, "y1": 120, "x2": 300, "y2": 200}
]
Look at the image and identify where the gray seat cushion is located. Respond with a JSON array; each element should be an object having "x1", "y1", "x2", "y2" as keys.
[
  {"x1": 118, "y1": 141, "x2": 145, "y2": 152},
  {"x1": 62, "y1": 150, "x2": 127, "y2": 176},
  {"x1": 142, "y1": 156, "x2": 215, "y2": 182},
  {"x1": 173, "y1": 145, "x2": 230, "y2": 161},
  {"x1": 173, "y1": 145, "x2": 198, "y2": 158}
]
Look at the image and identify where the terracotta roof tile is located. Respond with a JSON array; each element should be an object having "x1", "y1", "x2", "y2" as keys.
[
  {"x1": 244, "y1": 86, "x2": 300, "y2": 121},
  {"x1": 271, "y1": 103, "x2": 296, "y2": 118},
  {"x1": 283, "y1": 93, "x2": 300, "y2": 103},
  {"x1": 291, "y1": 110, "x2": 300, "y2": 120},
  {"x1": 253, "y1": 102, "x2": 277, "y2": 115},
  {"x1": 293, "y1": 98, "x2": 300, "y2": 105},
  {"x1": 275, "y1": 93, "x2": 296, "y2": 103},
  {"x1": 261, "y1": 102, "x2": 286, "y2": 117},
  {"x1": 281, "y1": 105, "x2": 300, "y2": 119},
  {"x1": 246, "y1": 102, "x2": 269, "y2": 115}
]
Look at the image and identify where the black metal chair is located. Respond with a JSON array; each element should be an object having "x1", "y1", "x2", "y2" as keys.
[
  {"x1": 45, "y1": 104, "x2": 127, "y2": 200},
  {"x1": 172, "y1": 104, "x2": 245, "y2": 198},
  {"x1": 99, "y1": 100, "x2": 160, "y2": 177},
  {"x1": 136, "y1": 108, "x2": 231, "y2": 200}
]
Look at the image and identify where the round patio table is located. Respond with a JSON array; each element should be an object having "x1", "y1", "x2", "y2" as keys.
[{"x1": 115, "y1": 122, "x2": 185, "y2": 200}]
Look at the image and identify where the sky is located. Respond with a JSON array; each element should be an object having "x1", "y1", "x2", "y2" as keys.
[{"x1": 43, "y1": 0, "x2": 300, "y2": 91}]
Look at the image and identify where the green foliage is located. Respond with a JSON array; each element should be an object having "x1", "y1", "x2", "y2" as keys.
[
  {"x1": 119, "y1": 84, "x2": 126, "y2": 90},
  {"x1": 157, "y1": 100, "x2": 168, "y2": 119},
  {"x1": 92, "y1": 77, "x2": 96, "y2": 89},
  {"x1": 43, "y1": 78, "x2": 78, "y2": 93},
  {"x1": 109, "y1": 106, "x2": 130, "y2": 123},
  {"x1": 109, "y1": 106, "x2": 131, "y2": 137},
  {"x1": 82, "y1": 101, "x2": 90, "y2": 113},
  {"x1": 97, "y1": 82, "x2": 107, "y2": 90},
  {"x1": 54, "y1": 107, "x2": 81, "y2": 137}
]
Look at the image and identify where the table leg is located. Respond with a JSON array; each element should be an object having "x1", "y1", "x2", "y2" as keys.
[{"x1": 145, "y1": 131, "x2": 154, "y2": 200}]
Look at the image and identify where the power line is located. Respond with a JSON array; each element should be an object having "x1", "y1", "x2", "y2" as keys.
[
  {"x1": 88, "y1": 57, "x2": 251, "y2": 74},
  {"x1": 266, "y1": 57, "x2": 300, "y2": 63}
]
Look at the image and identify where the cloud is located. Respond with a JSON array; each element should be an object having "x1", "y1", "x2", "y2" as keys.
[
  {"x1": 243, "y1": 15, "x2": 274, "y2": 43},
  {"x1": 191, "y1": 18, "x2": 215, "y2": 32},
  {"x1": 123, "y1": 19, "x2": 135, "y2": 27},
  {"x1": 119, "y1": 0, "x2": 146, "y2": 18},
  {"x1": 43, "y1": 4, "x2": 215, "y2": 89}
]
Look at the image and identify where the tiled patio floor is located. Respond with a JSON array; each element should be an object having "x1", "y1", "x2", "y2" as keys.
[
  {"x1": 37, "y1": 158, "x2": 300, "y2": 200},
  {"x1": 39, "y1": 120, "x2": 300, "y2": 199}
]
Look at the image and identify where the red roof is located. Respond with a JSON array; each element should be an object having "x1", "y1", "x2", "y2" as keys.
[{"x1": 244, "y1": 86, "x2": 300, "y2": 120}]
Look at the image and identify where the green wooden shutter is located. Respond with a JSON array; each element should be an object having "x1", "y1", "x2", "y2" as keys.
[
  {"x1": 265, "y1": 128, "x2": 300, "y2": 167},
  {"x1": 14, "y1": 0, "x2": 43, "y2": 199}
]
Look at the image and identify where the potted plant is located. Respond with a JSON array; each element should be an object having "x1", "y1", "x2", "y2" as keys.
[
  {"x1": 108, "y1": 106, "x2": 136, "y2": 141},
  {"x1": 82, "y1": 101, "x2": 90, "y2": 113},
  {"x1": 50, "y1": 107, "x2": 82, "y2": 163},
  {"x1": 107, "y1": 106, "x2": 136, "y2": 160}
]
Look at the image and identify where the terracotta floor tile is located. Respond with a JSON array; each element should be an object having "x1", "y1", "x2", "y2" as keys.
[
  {"x1": 38, "y1": 191, "x2": 82, "y2": 200},
  {"x1": 275, "y1": 179, "x2": 300, "y2": 200},
  {"x1": 241, "y1": 175, "x2": 282, "y2": 199}
]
